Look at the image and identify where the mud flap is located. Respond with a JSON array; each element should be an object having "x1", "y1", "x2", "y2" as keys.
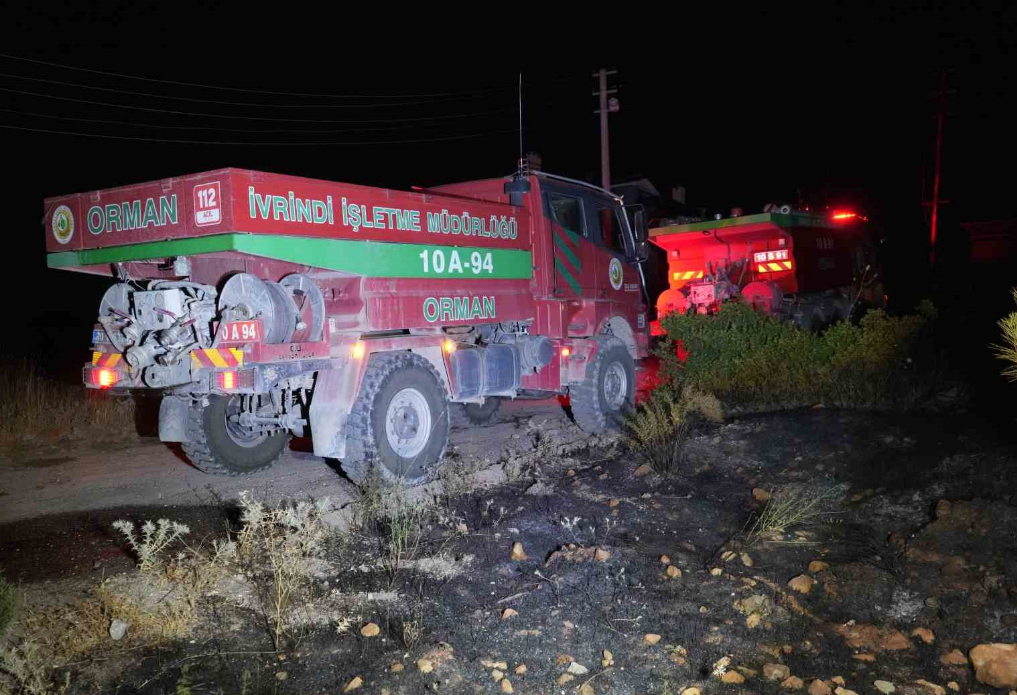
[
  {"x1": 309, "y1": 357, "x2": 363, "y2": 459},
  {"x1": 158, "y1": 395, "x2": 190, "y2": 443}
]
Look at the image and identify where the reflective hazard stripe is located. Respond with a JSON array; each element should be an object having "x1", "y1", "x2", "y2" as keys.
[
  {"x1": 92, "y1": 352, "x2": 122, "y2": 367},
  {"x1": 190, "y1": 348, "x2": 244, "y2": 368}
]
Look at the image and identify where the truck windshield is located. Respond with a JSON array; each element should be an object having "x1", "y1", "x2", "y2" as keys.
[{"x1": 597, "y1": 206, "x2": 630, "y2": 257}]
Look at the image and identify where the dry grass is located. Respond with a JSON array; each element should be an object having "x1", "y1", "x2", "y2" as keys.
[
  {"x1": 993, "y1": 289, "x2": 1017, "y2": 381},
  {"x1": 747, "y1": 482, "x2": 843, "y2": 541},
  {"x1": 624, "y1": 397, "x2": 691, "y2": 477},
  {"x1": 0, "y1": 572, "x2": 15, "y2": 638},
  {"x1": 0, "y1": 359, "x2": 134, "y2": 447},
  {"x1": 681, "y1": 385, "x2": 724, "y2": 423}
]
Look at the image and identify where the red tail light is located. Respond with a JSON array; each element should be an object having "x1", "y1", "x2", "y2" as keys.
[
  {"x1": 91, "y1": 368, "x2": 119, "y2": 389},
  {"x1": 217, "y1": 370, "x2": 237, "y2": 391}
]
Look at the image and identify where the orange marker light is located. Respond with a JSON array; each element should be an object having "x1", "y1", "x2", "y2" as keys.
[
  {"x1": 351, "y1": 341, "x2": 365, "y2": 359},
  {"x1": 561, "y1": 347, "x2": 571, "y2": 357},
  {"x1": 442, "y1": 339, "x2": 457, "y2": 354}
]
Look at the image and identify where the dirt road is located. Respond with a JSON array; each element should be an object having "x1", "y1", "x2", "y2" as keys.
[{"x1": 0, "y1": 398, "x2": 575, "y2": 525}]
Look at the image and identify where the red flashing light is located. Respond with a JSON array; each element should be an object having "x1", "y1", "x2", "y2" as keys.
[
  {"x1": 831, "y1": 210, "x2": 868, "y2": 222},
  {"x1": 217, "y1": 370, "x2": 237, "y2": 390},
  {"x1": 92, "y1": 368, "x2": 119, "y2": 389}
]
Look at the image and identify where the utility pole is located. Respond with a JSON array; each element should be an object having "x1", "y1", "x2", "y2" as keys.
[
  {"x1": 927, "y1": 69, "x2": 954, "y2": 267},
  {"x1": 592, "y1": 69, "x2": 619, "y2": 190}
]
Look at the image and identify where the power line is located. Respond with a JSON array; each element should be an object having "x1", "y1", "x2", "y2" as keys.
[
  {"x1": 0, "y1": 53, "x2": 513, "y2": 99},
  {"x1": 0, "y1": 107, "x2": 426, "y2": 134},
  {"x1": 0, "y1": 87, "x2": 514, "y2": 124},
  {"x1": 0, "y1": 122, "x2": 519, "y2": 146},
  {"x1": 0, "y1": 72, "x2": 504, "y2": 108}
]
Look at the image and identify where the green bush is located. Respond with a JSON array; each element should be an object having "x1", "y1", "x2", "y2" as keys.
[
  {"x1": 993, "y1": 289, "x2": 1017, "y2": 381},
  {"x1": 625, "y1": 393, "x2": 691, "y2": 477},
  {"x1": 656, "y1": 301, "x2": 938, "y2": 411}
]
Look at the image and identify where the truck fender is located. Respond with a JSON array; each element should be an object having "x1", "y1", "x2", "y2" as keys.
[
  {"x1": 598, "y1": 316, "x2": 637, "y2": 358},
  {"x1": 308, "y1": 355, "x2": 366, "y2": 459},
  {"x1": 408, "y1": 345, "x2": 455, "y2": 399},
  {"x1": 158, "y1": 394, "x2": 190, "y2": 443}
]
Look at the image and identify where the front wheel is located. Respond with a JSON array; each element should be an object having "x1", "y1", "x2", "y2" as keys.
[
  {"x1": 343, "y1": 352, "x2": 450, "y2": 485},
  {"x1": 181, "y1": 395, "x2": 291, "y2": 476},
  {"x1": 570, "y1": 336, "x2": 635, "y2": 432}
]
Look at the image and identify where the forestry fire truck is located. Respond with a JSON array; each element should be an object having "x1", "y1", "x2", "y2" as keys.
[
  {"x1": 44, "y1": 168, "x2": 651, "y2": 484},
  {"x1": 648, "y1": 209, "x2": 884, "y2": 332}
]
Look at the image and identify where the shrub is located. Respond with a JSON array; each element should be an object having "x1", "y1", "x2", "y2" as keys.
[
  {"x1": 993, "y1": 288, "x2": 1017, "y2": 381},
  {"x1": 0, "y1": 570, "x2": 15, "y2": 637},
  {"x1": 747, "y1": 482, "x2": 843, "y2": 541},
  {"x1": 113, "y1": 519, "x2": 191, "y2": 574},
  {"x1": 625, "y1": 394, "x2": 691, "y2": 477},
  {"x1": 657, "y1": 301, "x2": 938, "y2": 411}
]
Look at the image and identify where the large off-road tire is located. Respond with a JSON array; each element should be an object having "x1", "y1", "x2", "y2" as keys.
[
  {"x1": 570, "y1": 336, "x2": 636, "y2": 432},
  {"x1": 343, "y1": 352, "x2": 450, "y2": 486},
  {"x1": 181, "y1": 395, "x2": 290, "y2": 476},
  {"x1": 452, "y1": 398, "x2": 501, "y2": 427}
]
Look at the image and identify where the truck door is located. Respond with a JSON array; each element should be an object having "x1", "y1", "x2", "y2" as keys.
[
  {"x1": 544, "y1": 186, "x2": 598, "y2": 298},
  {"x1": 590, "y1": 202, "x2": 642, "y2": 305}
]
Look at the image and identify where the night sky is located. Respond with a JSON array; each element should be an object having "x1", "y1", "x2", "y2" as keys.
[{"x1": 2, "y1": 5, "x2": 1015, "y2": 365}]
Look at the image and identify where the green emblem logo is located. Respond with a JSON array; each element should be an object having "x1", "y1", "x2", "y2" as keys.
[
  {"x1": 52, "y1": 205, "x2": 74, "y2": 245},
  {"x1": 608, "y1": 257, "x2": 624, "y2": 290}
]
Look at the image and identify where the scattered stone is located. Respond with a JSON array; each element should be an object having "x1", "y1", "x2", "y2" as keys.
[
  {"x1": 634, "y1": 464, "x2": 652, "y2": 477},
  {"x1": 510, "y1": 542, "x2": 528, "y2": 561},
  {"x1": 682, "y1": 689, "x2": 701, "y2": 695},
  {"x1": 809, "y1": 561, "x2": 830, "y2": 573},
  {"x1": 391, "y1": 663, "x2": 403, "y2": 672},
  {"x1": 608, "y1": 498, "x2": 620, "y2": 507},
  {"x1": 643, "y1": 633, "x2": 661, "y2": 645},
  {"x1": 916, "y1": 680, "x2": 946, "y2": 695},
  {"x1": 594, "y1": 547, "x2": 611, "y2": 562},
  {"x1": 276, "y1": 672, "x2": 288, "y2": 681},
  {"x1": 940, "y1": 649, "x2": 968, "y2": 666},
  {"x1": 753, "y1": 488, "x2": 772, "y2": 502},
  {"x1": 835, "y1": 688, "x2": 859, "y2": 695},
  {"x1": 417, "y1": 660, "x2": 434, "y2": 674},
  {"x1": 567, "y1": 662, "x2": 589, "y2": 676},
  {"x1": 667, "y1": 565, "x2": 683, "y2": 579},
  {"x1": 783, "y1": 677, "x2": 805, "y2": 690},
  {"x1": 912, "y1": 628, "x2": 935, "y2": 644},
  {"x1": 360, "y1": 622, "x2": 380, "y2": 638},
  {"x1": 601, "y1": 650, "x2": 614, "y2": 668},
  {"x1": 935, "y1": 499, "x2": 952, "y2": 517},
  {"x1": 515, "y1": 664, "x2": 527, "y2": 675},
  {"x1": 722, "y1": 671, "x2": 746, "y2": 684},
  {"x1": 344, "y1": 676, "x2": 363, "y2": 692},
  {"x1": 747, "y1": 613, "x2": 763, "y2": 629},
  {"x1": 789, "y1": 575, "x2": 814, "y2": 593},
  {"x1": 712, "y1": 656, "x2": 731, "y2": 676},
  {"x1": 557, "y1": 674, "x2": 575, "y2": 686},
  {"x1": 874, "y1": 681, "x2": 895, "y2": 694},
  {"x1": 580, "y1": 683, "x2": 595, "y2": 695},
  {"x1": 946, "y1": 683, "x2": 959, "y2": 692},
  {"x1": 833, "y1": 678, "x2": 847, "y2": 687},
  {"x1": 710, "y1": 568, "x2": 723, "y2": 576},
  {"x1": 925, "y1": 597, "x2": 939, "y2": 609},
  {"x1": 810, "y1": 680, "x2": 833, "y2": 695},
  {"x1": 854, "y1": 654, "x2": 876, "y2": 662},
  {"x1": 501, "y1": 679, "x2": 514, "y2": 693},
  {"x1": 556, "y1": 654, "x2": 574, "y2": 666},
  {"x1": 481, "y1": 660, "x2": 509, "y2": 670},
  {"x1": 491, "y1": 670, "x2": 505, "y2": 681},
  {"x1": 660, "y1": 554, "x2": 671, "y2": 564},
  {"x1": 502, "y1": 608, "x2": 518, "y2": 620},
  {"x1": 524, "y1": 481, "x2": 553, "y2": 496},
  {"x1": 721, "y1": 550, "x2": 737, "y2": 562},
  {"x1": 764, "y1": 664, "x2": 791, "y2": 681},
  {"x1": 970, "y1": 644, "x2": 1017, "y2": 689},
  {"x1": 740, "y1": 552, "x2": 754, "y2": 567},
  {"x1": 109, "y1": 619, "x2": 129, "y2": 641}
]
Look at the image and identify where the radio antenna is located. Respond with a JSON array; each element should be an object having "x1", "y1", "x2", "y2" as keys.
[{"x1": 517, "y1": 73, "x2": 525, "y2": 175}]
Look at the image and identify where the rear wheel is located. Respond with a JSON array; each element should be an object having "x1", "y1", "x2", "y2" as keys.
[
  {"x1": 570, "y1": 336, "x2": 635, "y2": 432},
  {"x1": 182, "y1": 395, "x2": 290, "y2": 475},
  {"x1": 343, "y1": 352, "x2": 450, "y2": 485}
]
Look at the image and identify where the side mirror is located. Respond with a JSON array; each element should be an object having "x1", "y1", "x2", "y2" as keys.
[{"x1": 632, "y1": 208, "x2": 650, "y2": 262}]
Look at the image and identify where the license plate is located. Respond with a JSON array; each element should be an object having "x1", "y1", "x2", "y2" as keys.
[
  {"x1": 220, "y1": 320, "x2": 260, "y2": 344},
  {"x1": 91, "y1": 328, "x2": 110, "y2": 345}
]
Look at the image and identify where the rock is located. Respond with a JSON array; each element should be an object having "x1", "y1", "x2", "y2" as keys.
[
  {"x1": 510, "y1": 542, "x2": 528, "y2": 561},
  {"x1": 741, "y1": 552, "x2": 755, "y2": 567},
  {"x1": 594, "y1": 547, "x2": 611, "y2": 562},
  {"x1": 482, "y1": 660, "x2": 509, "y2": 670},
  {"x1": 754, "y1": 488, "x2": 772, "y2": 502},
  {"x1": 712, "y1": 656, "x2": 732, "y2": 676},
  {"x1": 940, "y1": 649, "x2": 968, "y2": 666},
  {"x1": 515, "y1": 664, "x2": 527, "y2": 675},
  {"x1": 634, "y1": 464, "x2": 652, "y2": 477},
  {"x1": 854, "y1": 654, "x2": 876, "y2": 662},
  {"x1": 556, "y1": 654, "x2": 574, "y2": 667},
  {"x1": 601, "y1": 650, "x2": 614, "y2": 668},
  {"x1": 916, "y1": 680, "x2": 946, "y2": 695},
  {"x1": 491, "y1": 670, "x2": 505, "y2": 681},
  {"x1": 747, "y1": 613, "x2": 763, "y2": 629},
  {"x1": 970, "y1": 644, "x2": 1017, "y2": 689},
  {"x1": 417, "y1": 659, "x2": 433, "y2": 674},
  {"x1": 911, "y1": 627, "x2": 935, "y2": 644},
  {"x1": 833, "y1": 678, "x2": 847, "y2": 687},
  {"x1": 809, "y1": 561, "x2": 830, "y2": 573},
  {"x1": 764, "y1": 664, "x2": 791, "y2": 681},
  {"x1": 935, "y1": 499, "x2": 952, "y2": 517},
  {"x1": 360, "y1": 622, "x2": 380, "y2": 637},
  {"x1": 810, "y1": 680, "x2": 833, "y2": 695},
  {"x1": 567, "y1": 662, "x2": 589, "y2": 676},
  {"x1": 344, "y1": 676, "x2": 363, "y2": 692},
  {"x1": 525, "y1": 481, "x2": 553, "y2": 496},
  {"x1": 789, "y1": 575, "x2": 814, "y2": 593},
  {"x1": 391, "y1": 663, "x2": 403, "y2": 672},
  {"x1": 874, "y1": 681, "x2": 895, "y2": 694},
  {"x1": 710, "y1": 568, "x2": 723, "y2": 576},
  {"x1": 643, "y1": 633, "x2": 661, "y2": 645},
  {"x1": 720, "y1": 550, "x2": 737, "y2": 562},
  {"x1": 682, "y1": 689, "x2": 701, "y2": 695},
  {"x1": 501, "y1": 608, "x2": 519, "y2": 620},
  {"x1": 557, "y1": 674, "x2": 574, "y2": 686},
  {"x1": 660, "y1": 554, "x2": 671, "y2": 564},
  {"x1": 946, "y1": 683, "x2": 959, "y2": 692},
  {"x1": 835, "y1": 688, "x2": 859, "y2": 695},
  {"x1": 666, "y1": 565, "x2": 682, "y2": 579},
  {"x1": 722, "y1": 671, "x2": 746, "y2": 684},
  {"x1": 783, "y1": 677, "x2": 805, "y2": 690},
  {"x1": 501, "y1": 679, "x2": 514, "y2": 693},
  {"x1": 608, "y1": 498, "x2": 620, "y2": 508},
  {"x1": 109, "y1": 619, "x2": 129, "y2": 641},
  {"x1": 580, "y1": 684, "x2": 595, "y2": 695},
  {"x1": 924, "y1": 597, "x2": 939, "y2": 609},
  {"x1": 276, "y1": 672, "x2": 288, "y2": 681}
]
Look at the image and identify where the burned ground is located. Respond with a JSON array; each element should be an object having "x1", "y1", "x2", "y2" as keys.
[{"x1": 2, "y1": 407, "x2": 1017, "y2": 694}]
